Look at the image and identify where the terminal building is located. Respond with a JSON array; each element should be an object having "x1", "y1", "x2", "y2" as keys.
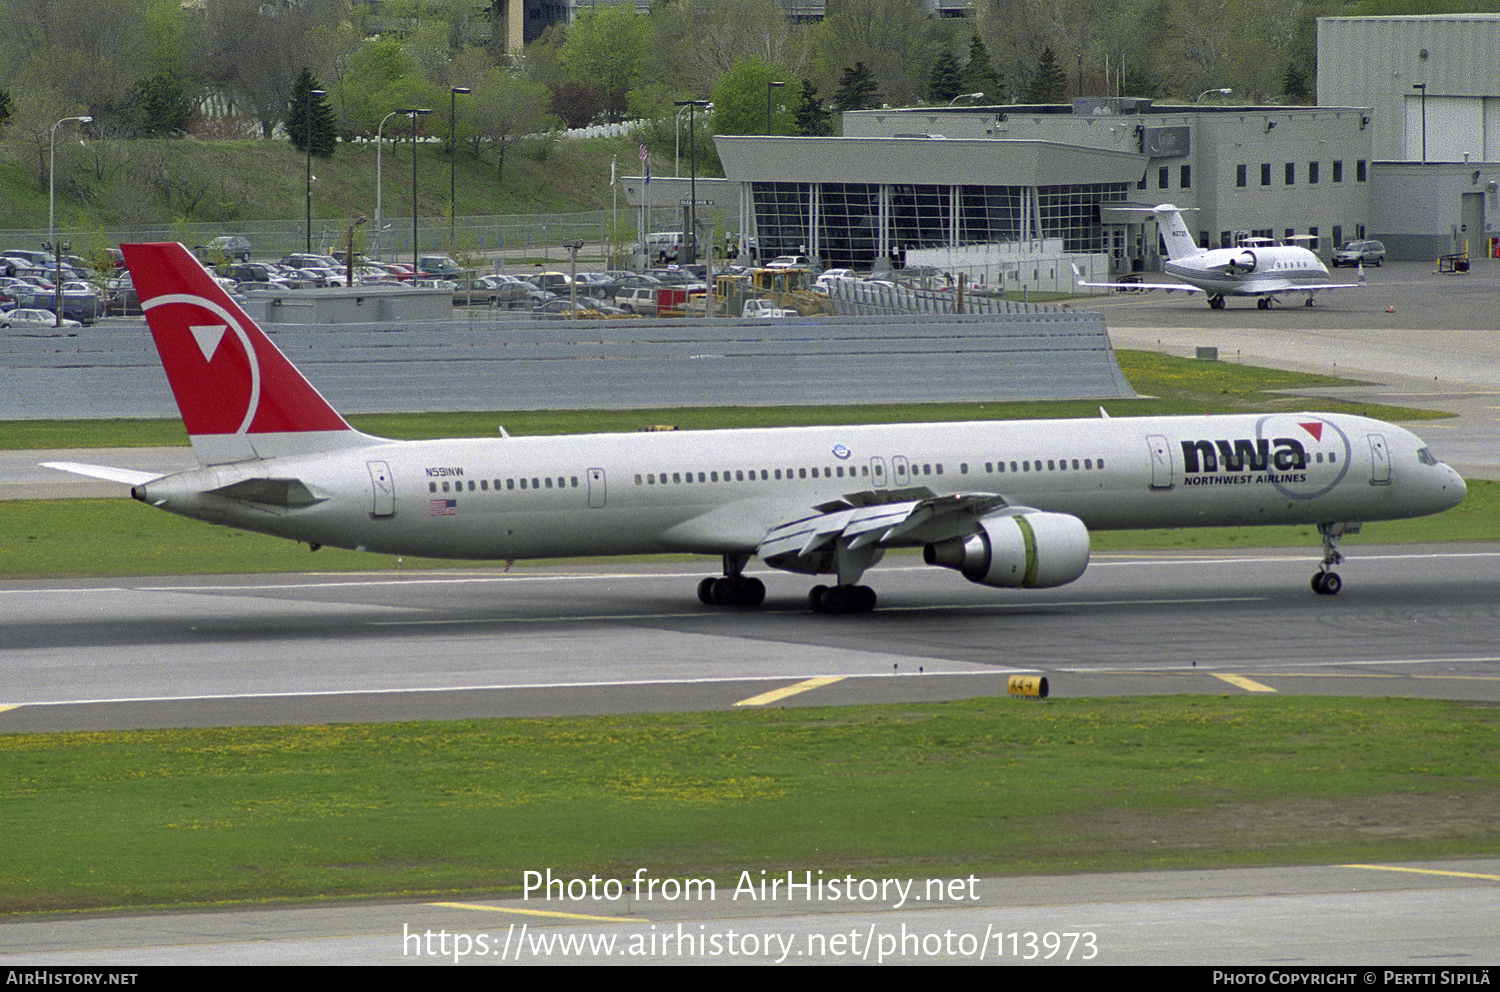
[
  {"x1": 622, "y1": 14, "x2": 1499, "y2": 279},
  {"x1": 715, "y1": 101, "x2": 1375, "y2": 282}
]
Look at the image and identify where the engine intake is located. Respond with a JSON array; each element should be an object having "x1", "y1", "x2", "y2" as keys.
[
  {"x1": 923, "y1": 512, "x2": 1090, "y2": 589},
  {"x1": 1229, "y1": 249, "x2": 1257, "y2": 273}
]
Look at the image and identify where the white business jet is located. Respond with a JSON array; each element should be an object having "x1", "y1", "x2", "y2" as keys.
[
  {"x1": 1073, "y1": 204, "x2": 1365, "y2": 310},
  {"x1": 44, "y1": 243, "x2": 1462, "y2": 611}
]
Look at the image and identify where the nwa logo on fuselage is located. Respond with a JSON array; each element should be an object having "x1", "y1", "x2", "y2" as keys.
[{"x1": 1181, "y1": 438, "x2": 1307, "y2": 474}]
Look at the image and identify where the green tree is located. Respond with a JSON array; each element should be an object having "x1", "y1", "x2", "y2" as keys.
[
  {"x1": 132, "y1": 71, "x2": 194, "y2": 136},
  {"x1": 1022, "y1": 47, "x2": 1068, "y2": 103},
  {"x1": 794, "y1": 80, "x2": 832, "y2": 136},
  {"x1": 557, "y1": 5, "x2": 650, "y2": 122},
  {"x1": 927, "y1": 49, "x2": 962, "y2": 103},
  {"x1": 285, "y1": 69, "x2": 337, "y2": 158},
  {"x1": 960, "y1": 35, "x2": 1006, "y2": 103},
  {"x1": 833, "y1": 62, "x2": 879, "y2": 112},
  {"x1": 809, "y1": 0, "x2": 936, "y2": 107},
  {"x1": 1283, "y1": 63, "x2": 1310, "y2": 103},
  {"x1": 710, "y1": 57, "x2": 796, "y2": 135},
  {"x1": 0, "y1": 89, "x2": 12, "y2": 131}
]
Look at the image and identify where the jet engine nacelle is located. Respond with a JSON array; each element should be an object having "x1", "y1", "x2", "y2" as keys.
[
  {"x1": 1228, "y1": 250, "x2": 1257, "y2": 273},
  {"x1": 922, "y1": 511, "x2": 1090, "y2": 589}
]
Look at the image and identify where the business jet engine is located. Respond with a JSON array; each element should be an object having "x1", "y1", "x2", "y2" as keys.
[
  {"x1": 923, "y1": 511, "x2": 1090, "y2": 589},
  {"x1": 1226, "y1": 250, "x2": 1257, "y2": 273}
]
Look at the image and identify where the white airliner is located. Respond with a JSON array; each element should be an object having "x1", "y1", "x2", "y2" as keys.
[
  {"x1": 1072, "y1": 204, "x2": 1364, "y2": 310},
  {"x1": 44, "y1": 243, "x2": 1464, "y2": 611}
]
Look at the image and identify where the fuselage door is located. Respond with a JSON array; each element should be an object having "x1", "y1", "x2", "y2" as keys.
[
  {"x1": 587, "y1": 468, "x2": 606, "y2": 508},
  {"x1": 367, "y1": 460, "x2": 395, "y2": 517},
  {"x1": 1147, "y1": 435, "x2": 1173, "y2": 489},
  {"x1": 892, "y1": 456, "x2": 910, "y2": 487},
  {"x1": 1368, "y1": 434, "x2": 1392, "y2": 485}
]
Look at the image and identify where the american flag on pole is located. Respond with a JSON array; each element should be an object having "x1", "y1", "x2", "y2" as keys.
[
  {"x1": 639, "y1": 141, "x2": 649, "y2": 185},
  {"x1": 428, "y1": 498, "x2": 457, "y2": 516}
]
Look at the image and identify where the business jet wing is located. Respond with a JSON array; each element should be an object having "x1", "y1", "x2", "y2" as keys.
[
  {"x1": 1070, "y1": 264, "x2": 1203, "y2": 294},
  {"x1": 40, "y1": 461, "x2": 165, "y2": 486},
  {"x1": 1238, "y1": 278, "x2": 1364, "y2": 296}
]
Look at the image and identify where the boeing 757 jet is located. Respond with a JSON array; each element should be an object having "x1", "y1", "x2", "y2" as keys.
[
  {"x1": 1073, "y1": 204, "x2": 1365, "y2": 310},
  {"x1": 45, "y1": 243, "x2": 1464, "y2": 611}
]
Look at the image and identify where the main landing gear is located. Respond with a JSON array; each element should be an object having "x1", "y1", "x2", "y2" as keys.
[
  {"x1": 808, "y1": 584, "x2": 878, "y2": 614},
  {"x1": 1311, "y1": 522, "x2": 1359, "y2": 596},
  {"x1": 1208, "y1": 294, "x2": 1226, "y2": 309},
  {"x1": 698, "y1": 553, "x2": 766, "y2": 607}
]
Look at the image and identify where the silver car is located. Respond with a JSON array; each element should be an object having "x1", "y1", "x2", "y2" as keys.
[{"x1": 1332, "y1": 240, "x2": 1385, "y2": 267}]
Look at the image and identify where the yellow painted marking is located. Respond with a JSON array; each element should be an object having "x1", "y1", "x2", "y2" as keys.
[
  {"x1": 0, "y1": 705, "x2": 22, "y2": 714},
  {"x1": 734, "y1": 676, "x2": 844, "y2": 707},
  {"x1": 428, "y1": 901, "x2": 638, "y2": 922},
  {"x1": 1343, "y1": 865, "x2": 1500, "y2": 883},
  {"x1": 1211, "y1": 673, "x2": 1277, "y2": 693}
]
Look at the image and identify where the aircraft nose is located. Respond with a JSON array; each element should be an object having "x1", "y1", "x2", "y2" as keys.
[{"x1": 1446, "y1": 467, "x2": 1468, "y2": 508}]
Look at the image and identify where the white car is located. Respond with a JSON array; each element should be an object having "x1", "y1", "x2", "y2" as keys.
[
  {"x1": 742, "y1": 298, "x2": 798, "y2": 318},
  {"x1": 1, "y1": 307, "x2": 81, "y2": 328}
]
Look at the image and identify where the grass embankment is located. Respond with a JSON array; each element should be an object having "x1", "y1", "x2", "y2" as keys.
[
  {"x1": 0, "y1": 134, "x2": 637, "y2": 232},
  {"x1": 6, "y1": 350, "x2": 1489, "y2": 577},
  {"x1": 4, "y1": 697, "x2": 1498, "y2": 914}
]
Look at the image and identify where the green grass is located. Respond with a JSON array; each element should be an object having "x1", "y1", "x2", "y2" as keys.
[
  {"x1": 0, "y1": 135, "x2": 641, "y2": 232},
  {"x1": 3, "y1": 697, "x2": 1497, "y2": 915}
]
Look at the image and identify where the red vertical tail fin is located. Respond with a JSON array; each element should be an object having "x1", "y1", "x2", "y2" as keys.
[{"x1": 122, "y1": 243, "x2": 380, "y2": 464}]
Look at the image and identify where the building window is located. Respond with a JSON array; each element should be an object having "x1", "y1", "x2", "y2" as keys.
[
  {"x1": 1285, "y1": 162, "x2": 1295, "y2": 185},
  {"x1": 1308, "y1": 161, "x2": 1319, "y2": 184},
  {"x1": 1236, "y1": 164, "x2": 1246, "y2": 187},
  {"x1": 1158, "y1": 166, "x2": 1169, "y2": 189},
  {"x1": 1180, "y1": 165, "x2": 1191, "y2": 189},
  {"x1": 1261, "y1": 163, "x2": 1271, "y2": 186},
  {"x1": 1356, "y1": 160, "x2": 1367, "y2": 182},
  {"x1": 1332, "y1": 160, "x2": 1343, "y2": 182}
]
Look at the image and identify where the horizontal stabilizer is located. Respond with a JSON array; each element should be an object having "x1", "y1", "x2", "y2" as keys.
[{"x1": 40, "y1": 461, "x2": 164, "y2": 486}]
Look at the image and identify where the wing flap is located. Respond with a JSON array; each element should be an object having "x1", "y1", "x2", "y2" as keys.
[{"x1": 757, "y1": 492, "x2": 1012, "y2": 572}]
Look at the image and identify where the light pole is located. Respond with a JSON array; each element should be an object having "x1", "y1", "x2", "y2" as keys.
[
  {"x1": 305, "y1": 87, "x2": 325, "y2": 252},
  {"x1": 449, "y1": 86, "x2": 470, "y2": 248},
  {"x1": 48, "y1": 115, "x2": 91, "y2": 328},
  {"x1": 1196, "y1": 87, "x2": 1232, "y2": 104},
  {"x1": 673, "y1": 100, "x2": 708, "y2": 264},
  {"x1": 375, "y1": 110, "x2": 407, "y2": 259},
  {"x1": 404, "y1": 108, "x2": 433, "y2": 271},
  {"x1": 766, "y1": 81, "x2": 784, "y2": 133},
  {"x1": 674, "y1": 103, "x2": 693, "y2": 177},
  {"x1": 1412, "y1": 83, "x2": 1427, "y2": 164}
]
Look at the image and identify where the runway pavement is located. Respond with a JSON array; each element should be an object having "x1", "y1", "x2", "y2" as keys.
[
  {"x1": 5, "y1": 547, "x2": 1500, "y2": 733},
  {"x1": 5, "y1": 859, "x2": 1499, "y2": 965}
]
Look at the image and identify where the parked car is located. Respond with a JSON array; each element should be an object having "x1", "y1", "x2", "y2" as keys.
[
  {"x1": 1332, "y1": 239, "x2": 1385, "y2": 267},
  {"x1": 742, "y1": 298, "x2": 799, "y2": 318},
  {"x1": 104, "y1": 277, "x2": 141, "y2": 315},
  {"x1": 532, "y1": 298, "x2": 605, "y2": 319},
  {"x1": 194, "y1": 236, "x2": 253, "y2": 262},
  {"x1": 615, "y1": 286, "x2": 659, "y2": 315},
  {"x1": 1, "y1": 308, "x2": 81, "y2": 329},
  {"x1": 417, "y1": 255, "x2": 464, "y2": 279}
]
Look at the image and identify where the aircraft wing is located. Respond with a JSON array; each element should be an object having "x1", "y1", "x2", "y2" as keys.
[
  {"x1": 1238, "y1": 278, "x2": 1364, "y2": 296},
  {"x1": 756, "y1": 489, "x2": 1012, "y2": 572},
  {"x1": 40, "y1": 461, "x2": 165, "y2": 486},
  {"x1": 1070, "y1": 264, "x2": 1202, "y2": 294}
]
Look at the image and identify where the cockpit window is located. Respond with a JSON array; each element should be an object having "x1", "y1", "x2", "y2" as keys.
[{"x1": 1417, "y1": 448, "x2": 1438, "y2": 466}]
